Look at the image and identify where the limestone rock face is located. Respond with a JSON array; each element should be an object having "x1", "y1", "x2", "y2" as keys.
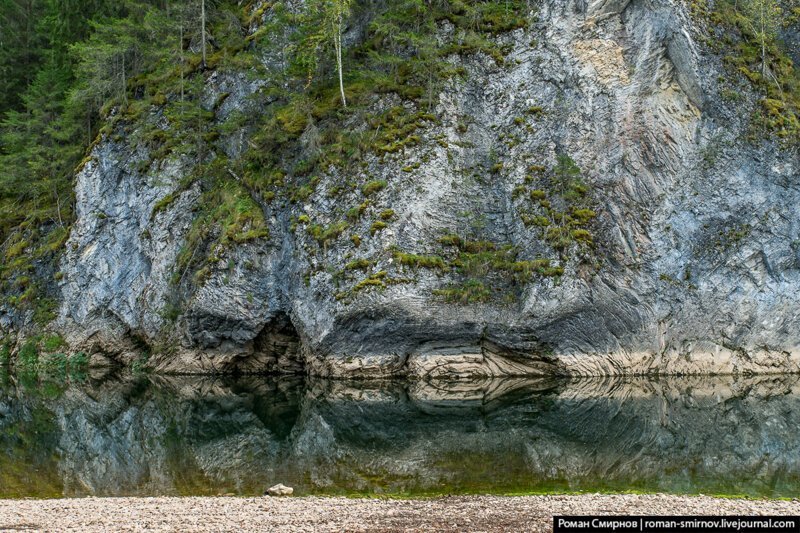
[{"x1": 51, "y1": 0, "x2": 800, "y2": 377}]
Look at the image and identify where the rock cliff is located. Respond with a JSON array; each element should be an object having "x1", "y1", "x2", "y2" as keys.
[{"x1": 25, "y1": 0, "x2": 800, "y2": 377}]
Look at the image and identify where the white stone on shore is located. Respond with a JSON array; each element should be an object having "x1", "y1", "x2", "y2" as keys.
[{"x1": 266, "y1": 484, "x2": 293, "y2": 497}]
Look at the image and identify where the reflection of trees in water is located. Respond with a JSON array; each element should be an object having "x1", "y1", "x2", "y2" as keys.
[
  {"x1": 0, "y1": 374, "x2": 64, "y2": 498},
  {"x1": 1, "y1": 373, "x2": 799, "y2": 498}
]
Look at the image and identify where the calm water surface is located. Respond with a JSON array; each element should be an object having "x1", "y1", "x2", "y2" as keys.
[{"x1": 1, "y1": 369, "x2": 799, "y2": 498}]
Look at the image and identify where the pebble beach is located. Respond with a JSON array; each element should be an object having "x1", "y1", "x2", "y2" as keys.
[{"x1": 1, "y1": 494, "x2": 798, "y2": 532}]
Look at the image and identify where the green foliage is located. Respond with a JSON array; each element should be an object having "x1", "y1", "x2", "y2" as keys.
[
  {"x1": 33, "y1": 348, "x2": 88, "y2": 376},
  {"x1": 173, "y1": 174, "x2": 270, "y2": 287},
  {"x1": 713, "y1": 223, "x2": 752, "y2": 250},
  {"x1": 0, "y1": 1, "x2": 45, "y2": 114},
  {"x1": 37, "y1": 353, "x2": 68, "y2": 374},
  {"x1": 362, "y1": 180, "x2": 388, "y2": 196},
  {"x1": 42, "y1": 334, "x2": 66, "y2": 353},
  {"x1": 449, "y1": 241, "x2": 560, "y2": 281},
  {"x1": 240, "y1": 0, "x2": 532, "y2": 187},
  {"x1": 370, "y1": 220, "x2": 388, "y2": 235},
  {"x1": 571, "y1": 229, "x2": 593, "y2": 243},
  {"x1": 345, "y1": 258, "x2": 372, "y2": 270},
  {"x1": 276, "y1": 101, "x2": 309, "y2": 136},
  {"x1": 426, "y1": 230, "x2": 566, "y2": 305},
  {"x1": 7, "y1": 333, "x2": 87, "y2": 376},
  {"x1": 0, "y1": 0, "x2": 217, "y2": 312},
  {"x1": 152, "y1": 192, "x2": 179, "y2": 216},
  {"x1": 517, "y1": 154, "x2": 597, "y2": 255},
  {"x1": 353, "y1": 270, "x2": 389, "y2": 292},
  {"x1": 160, "y1": 301, "x2": 182, "y2": 322},
  {"x1": 0, "y1": 343, "x2": 10, "y2": 366},
  {"x1": 308, "y1": 220, "x2": 349, "y2": 245},
  {"x1": 32, "y1": 298, "x2": 59, "y2": 325},
  {"x1": 393, "y1": 251, "x2": 447, "y2": 270},
  {"x1": 346, "y1": 201, "x2": 370, "y2": 220},
  {"x1": 69, "y1": 352, "x2": 89, "y2": 368},
  {"x1": 433, "y1": 279, "x2": 491, "y2": 304},
  {"x1": 438, "y1": 234, "x2": 463, "y2": 247},
  {"x1": 130, "y1": 354, "x2": 149, "y2": 374},
  {"x1": 571, "y1": 208, "x2": 597, "y2": 224},
  {"x1": 0, "y1": 0, "x2": 535, "y2": 318},
  {"x1": 369, "y1": 108, "x2": 434, "y2": 153},
  {"x1": 17, "y1": 341, "x2": 39, "y2": 370},
  {"x1": 708, "y1": 0, "x2": 800, "y2": 141}
]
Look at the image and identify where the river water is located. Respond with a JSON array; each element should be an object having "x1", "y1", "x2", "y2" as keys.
[{"x1": 1, "y1": 369, "x2": 798, "y2": 499}]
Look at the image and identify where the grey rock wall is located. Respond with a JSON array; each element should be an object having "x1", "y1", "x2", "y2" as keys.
[{"x1": 53, "y1": 0, "x2": 800, "y2": 377}]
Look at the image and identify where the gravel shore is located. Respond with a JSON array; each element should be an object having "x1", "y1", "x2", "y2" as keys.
[{"x1": 0, "y1": 494, "x2": 798, "y2": 532}]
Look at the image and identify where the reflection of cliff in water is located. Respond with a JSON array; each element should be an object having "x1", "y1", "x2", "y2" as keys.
[{"x1": 1, "y1": 371, "x2": 799, "y2": 498}]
